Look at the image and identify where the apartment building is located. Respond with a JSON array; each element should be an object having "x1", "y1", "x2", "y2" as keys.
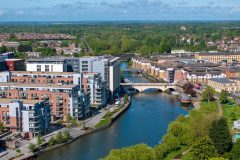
[
  {"x1": 186, "y1": 68, "x2": 226, "y2": 83},
  {"x1": 109, "y1": 57, "x2": 121, "y2": 97},
  {"x1": 26, "y1": 59, "x2": 70, "y2": 72},
  {"x1": 65, "y1": 56, "x2": 120, "y2": 97},
  {"x1": 10, "y1": 71, "x2": 82, "y2": 85},
  {"x1": 82, "y1": 73, "x2": 107, "y2": 107},
  {"x1": 0, "y1": 99, "x2": 50, "y2": 139},
  {"x1": 195, "y1": 53, "x2": 240, "y2": 63},
  {"x1": 0, "y1": 83, "x2": 85, "y2": 120},
  {"x1": 208, "y1": 78, "x2": 240, "y2": 93},
  {"x1": 5, "y1": 59, "x2": 25, "y2": 71}
]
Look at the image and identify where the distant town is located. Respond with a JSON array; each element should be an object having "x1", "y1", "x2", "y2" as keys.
[{"x1": 0, "y1": 23, "x2": 240, "y2": 160}]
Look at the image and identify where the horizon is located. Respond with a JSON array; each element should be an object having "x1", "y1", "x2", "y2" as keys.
[{"x1": 0, "y1": 0, "x2": 240, "y2": 21}]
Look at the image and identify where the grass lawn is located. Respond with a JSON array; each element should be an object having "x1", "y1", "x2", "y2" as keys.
[
  {"x1": 199, "y1": 101, "x2": 218, "y2": 113},
  {"x1": 95, "y1": 118, "x2": 111, "y2": 129}
]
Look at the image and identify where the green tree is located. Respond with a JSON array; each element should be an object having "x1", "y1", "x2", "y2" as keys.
[
  {"x1": 124, "y1": 94, "x2": 129, "y2": 104},
  {"x1": 209, "y1": 157, "x2": 225, "y2": 160},
  {"x1": 16, "y1": 149, "x2": 21, "y2": 154},
  {"x1": 190, "y1": 136, "x2": 217, "y2": 160},
  {"x1": 104, "y1": 144, "x2": 155, "y2": 160},
  {"x1": 63, "y1": 130, "x2": 71, "y2": 141},
  {"x1": 202, "y1": 86, "x2": 215, "y2": 102},
  {"x1": 18, "y1": 44, "x2": 32, "y2": 52},
  {"x1": 48, "y1": 137, "x2": 56, "y2": 147},
  {"x1": 37, "y1": 135, "x2": 44, "y2": 146},
  {"x1": 0, "y1": 122, "x2": 4, "y2": 133},
  {"x1": 28, "y1": 143, "x2": 36, "y2": 152},
  {"x1": 55, "y1": 131, "x2": 64, "y2": 144},
  {"x1": 219, "y1": 90, "x2": 229, "y2": 104},
  {"x1": 209, "y1": 118, "x2": 232, "y2": 154},
  {"x1": 231, "y1": 139, "x2": 240, "y2": 160},
  {"x1": 0, "y1": 45, "x2": 7, "y2": 53}
]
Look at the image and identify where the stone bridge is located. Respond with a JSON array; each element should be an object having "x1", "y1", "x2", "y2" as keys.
[{"x1": 121, "y1": 83, "x2": 176, "y2": 92}]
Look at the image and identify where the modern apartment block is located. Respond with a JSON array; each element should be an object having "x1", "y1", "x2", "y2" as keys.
[
  {"x1": 26, "y1": 59, "x2": 70, "y2": 72},
  {"x1": 10, "y1": 71, "x2": 82, "y2": 85},
  {"x1": 109, "y1": 57, "x2": 121, "y2": 97},
  {"x1": 64, "y1": 56, "x2": 120, "y2": 97},
  {"x1": 195, "y1": 52, "x2": 240, "y2": 63},
  {"x1": 0, "y1": 83, "x2": 86, "y2": 120},
  {"x1": 0, "y1": 99, "x2": 50, "y2": 139},
  {"x1": 82, "y1": 73, "x2": 107, "y2": 107}
]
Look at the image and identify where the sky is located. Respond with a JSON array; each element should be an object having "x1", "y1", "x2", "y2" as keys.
[{"x1": 0, "y1": 0, "x2": 240, "y2": 21}]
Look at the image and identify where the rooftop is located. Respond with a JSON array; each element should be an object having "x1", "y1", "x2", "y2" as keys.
[
  {"x1": 11, "y1": 71, "x2": 75, "y2": 75},
  {"x1": 197, "y1": 52, "x2": 240, "y2": 56},
  {"x1": 0, "y1": 98, "x2": 44, "y2": 105},
  {"x1": 209, "y1": 78, "x2": 233, "y2": 84},
  {"x1": 0, "y1": 82, "x2": 78, "y2": 89}
]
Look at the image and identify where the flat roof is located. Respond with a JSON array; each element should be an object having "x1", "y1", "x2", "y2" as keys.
[
  {"x1": 11, "y1": 71, "x2": 75, "y2": 75},
  {"x1": 27, "y1": 59, "x2": 65, "y2": 62},
  {"x1": 5, "y1": 59, "x2": 23, "y2": 61},
  {"x1": 0, "y1": 82, "x2": 78, "y2": 89},
  {"x1": 197, "y1": 52, "x2": 240, "y2": 56},
  {"x1": 0, "y1": 98, "x2": 44, "y2": 105},
  {"x1": 209, "y1": 78, "x2": 233, "y2": 84}
]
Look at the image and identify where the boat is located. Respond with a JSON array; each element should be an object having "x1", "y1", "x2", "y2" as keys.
[
  {"x1": 170, "y1": 91, "x2": 180, "y2": 95},
  {"x1": 179, "y1": 93, "x2": 191, "y2": 104}
]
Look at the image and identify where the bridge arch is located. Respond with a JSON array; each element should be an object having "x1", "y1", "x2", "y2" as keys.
[{"x1": 121, "y1": 83, "x2": 176, "y2": 93}]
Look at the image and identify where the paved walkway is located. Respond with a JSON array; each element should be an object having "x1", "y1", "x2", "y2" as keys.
[{"x1": 0, "y1": 109, "x2": 109, "y2": 160}]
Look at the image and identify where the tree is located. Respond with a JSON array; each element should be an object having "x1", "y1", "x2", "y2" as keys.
[
  {"x1": 231, "y1": 139, "x2": 240, "y2": 160},
  {"x1": 104, "y1": 144, "x2": 156, "y2": 160},
  {"x1": 28, "y1": 143, "x2": 36, "y2": 152},
  {"x1": 124, "y1": 94, "x2": 129, "y2": 104},
  {"x1": 63, "y1": 130, "x2": 71, "y2": 141},
  {"x1": 202, "y1": 86, "x2": 215, "y2": 102},
  {"x1": 37, "y1": 135, "x2": 44, "y2": 146},
  {"x1": 18, "y1": 44, "x2": 32, "y2": 52},
  {"x1": 219, "y1": 90, "x2": 229, "y2": 104},
  {"x1": 190, "y1": 136, "x2": 217, "y2": 160},
  {"x1": 48, "y1": 136, "x2": 56, "y2": 147},
  {"x1": 55, "y1": 131, "x2": 64, "y2": 144},
  {"x1": 16, "y1": 149, "x2": 21, "y2": 154},
  {"x1": 208, "y1": 118, "x2": 232, "y2": 154},
  {"x1": 0, "y1": 122, "x2": 4, "y2": 133},
  {"x1": 209, "y1": 157, "x2": 225, "y2": 160},
  {"x1": 0, "y1": 45, "x2": 7, "y2": 53}
]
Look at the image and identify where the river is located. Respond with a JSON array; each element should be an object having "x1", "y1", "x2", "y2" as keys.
[{"x1": 37, "y1": 63, "x2": 188, "y2": 160}]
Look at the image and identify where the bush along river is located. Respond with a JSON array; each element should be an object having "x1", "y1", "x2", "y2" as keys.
[{"x1": 37, "y1": 63, "x2": 188, "y2": 160}]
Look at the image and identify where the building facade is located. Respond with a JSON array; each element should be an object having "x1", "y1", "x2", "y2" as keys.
[
  {"x1": 82, "y1": 73, "x2": 107, "y2": 107},
  {"x1": 26, "y1": 59, "x2": 69, "y2": 72},
  {"x1": 195, "y1": 53, "x2": 240, "y2": 63},
  {"x1": 208, "y1": 78, "x2": 240, "y2": 93},
  {"x1": 0, "y1": 99, "x2": 50, "y2": 139},
  {"x1": 0, "y1": 83, "x2": 86, "y2": 120}
]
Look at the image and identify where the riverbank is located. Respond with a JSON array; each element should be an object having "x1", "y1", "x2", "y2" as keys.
[
  {"x1": 0, "y1": 100, "x2": 131, "y2": 160},
  {"x1": 30, "y1": 100, "x2": 131, "y2": 160}
]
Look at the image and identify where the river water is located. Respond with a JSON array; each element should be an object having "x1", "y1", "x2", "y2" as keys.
[{"x1": 37, "y1": 63, "x2": 188, "y2": 160}]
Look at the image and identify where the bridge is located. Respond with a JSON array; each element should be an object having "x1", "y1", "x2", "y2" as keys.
[
  {"x1": 123, "y1": 68, "x2": 143, "y2": 73},
  {"x1": 121, "y1": 83, "x2": 176, "y2": 92}
]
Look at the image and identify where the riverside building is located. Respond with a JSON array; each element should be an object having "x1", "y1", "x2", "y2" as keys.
[{"x1": 0, "y1": 99, "x2": 50, "y2": 139}]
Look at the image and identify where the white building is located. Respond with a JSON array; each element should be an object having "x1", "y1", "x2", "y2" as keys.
[
  {"x1": 109, "y1": 57, "x2": 121, "y2": 98},
  {"x1": 26, "y1": 59, "x2": 69, "y2": 72}
]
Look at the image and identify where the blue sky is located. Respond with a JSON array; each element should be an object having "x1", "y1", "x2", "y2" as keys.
[{"x1": 0, "y1": 0, "x2": 240, "y2": 21}]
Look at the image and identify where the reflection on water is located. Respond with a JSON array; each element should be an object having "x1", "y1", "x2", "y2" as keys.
[{"x1": 37, "y1": 63, "x2": 189, "y2": 160}]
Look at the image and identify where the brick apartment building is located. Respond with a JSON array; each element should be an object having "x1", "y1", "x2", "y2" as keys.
[{"x1": 0, "y1": 99, "x2": 50, "y2": 139}]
